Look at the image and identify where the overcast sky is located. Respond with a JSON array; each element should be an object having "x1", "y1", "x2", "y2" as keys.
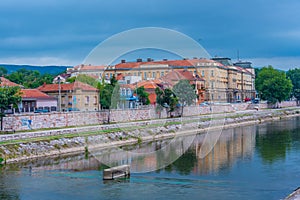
[{"x1": 0, "y1": 0, "x2": 299, "y2": 70}]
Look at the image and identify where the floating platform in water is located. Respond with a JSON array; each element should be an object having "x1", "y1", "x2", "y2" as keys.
[
  {"x1": 103, "y1": 165, "x2": 130, "y2": 180},
  {"x1": 285, "y1": 187, "x2": 300, "y2": 200}
]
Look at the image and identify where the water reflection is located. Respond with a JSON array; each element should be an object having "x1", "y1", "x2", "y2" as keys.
[
  {"x1": 3, "y1": 118, "x2": 300, "y2": 176},
  {"x1": 165, "y1": 125, "x2": 256, "y2": 175},
  {"x1": 255, "y1": 119, "x2": 299, "y2": 164},
  {"x1": 0, "y1": 171, "x2": 20, "y2": 200},
  {"x1": 1, "y1": 118, "x2": 300, "y2": 200}
]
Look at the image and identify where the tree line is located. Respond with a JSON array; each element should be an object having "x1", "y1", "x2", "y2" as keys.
[
  {"x1": 255, "y1": 66, "x2": 300, "y2": 106},
  {"x1": 0, "y1": 66, "x2": 56, "y2": 88}
]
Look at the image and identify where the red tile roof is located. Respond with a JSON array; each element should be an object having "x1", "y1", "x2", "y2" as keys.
[
  {"x1": 158, "y1": 70, "x2": 204, "y2": 88},
  {"x1": 75, "y1": 65, "x2": 106, "y2": 71},
  {"x1": 115, "y1": 58, "x2": 223, "y2": 69},
  {"x1": 0, "y1": 77, "x2": 20, "y2": 87},
  {"x1": 38, "y1": 81, "x2": 98, "y2": 92},
  {"x1": 177, "y1": 70, "x2": 205, "y2": 81},
  {"x1": 21, "y1": 89, "x2": 55, "y2": 99},
  {"x1": 120, "y1": 84, "x2": 135, "y2": 90},
  {"x1": 137, "y1": 80, "x2": 160, "y2": 89}
]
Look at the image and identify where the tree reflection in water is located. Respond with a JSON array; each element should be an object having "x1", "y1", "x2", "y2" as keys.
[{"x1": 256, "y1": 124, "x2": 292, "y2": 164}]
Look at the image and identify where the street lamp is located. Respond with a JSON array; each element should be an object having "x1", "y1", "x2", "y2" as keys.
[{"x1": 58, "y1": 76, "x2": 61, "y2": 112}]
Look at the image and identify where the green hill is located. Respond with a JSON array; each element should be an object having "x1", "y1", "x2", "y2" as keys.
[{"x1": 0, "y1": 64, "x2": 70, "y2": 75}]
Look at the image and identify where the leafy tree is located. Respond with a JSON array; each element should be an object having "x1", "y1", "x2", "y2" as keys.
[
  {"x1": 0, "y1": 67, "x2": 8, "y2": 77},
  {"x1": 287, "y1": 68, "x2": 300, "y2": 105},
  {"x1": 0, "y1": 86, "x2": 21, "y2": 131},
  {"x1": 136, "y1": 86, "x2": 150, "y2": 105},
  {"x1": 67, "y1": 74, "x2": 99, "y2": 87},
  {"x1": 6, "y1": 68, "x2": 54, "y2": 88},
  {"x1": 254, "y1": 67, "x2": 261, "y2": 78},
  {"x1": 98, "y1": 75, "x2": 120, "y2": 123},
  {"x1": 66, "y1": 76, "x2": 76, "y2": 83},
  {"x1": 155, "y1": 87, "x2": 178, "y2": 118},
  {"x1": 110, "y1": 74, "x2": 118, "y2": 87},
  {"x1": 255, "y1": 66, "x2": 292, "y2": 105},
  {"x1": 173, "y1": 79, "x2": 197, "y2": 116}
]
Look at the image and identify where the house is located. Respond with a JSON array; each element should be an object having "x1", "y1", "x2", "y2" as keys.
[
  {"x1": 119, "y1": 84, "x2": 138, "y2": 109},
  {"x1": 0, "y1": 77, "x2": 21, "y2": 87},
  {"x1": 159, "y1": 70, "x2": 205, "y2": 104},
  {"x1": 38, "y1": 81, "x2": 99, "y2": 112},
  {"x1": 67, "y1": 64, "x2": 106, "y2": 79},
  {"x1": 53, "y1": 74, "x2": 71, "y2": 83},
  {"x1": 19, "y1": 89, "x2": 57, "y2": 112}
]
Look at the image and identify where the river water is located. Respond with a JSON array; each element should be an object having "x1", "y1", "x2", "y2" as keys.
[{"x1": 1, "y1": 117, "x2": 300, "y2": 200}]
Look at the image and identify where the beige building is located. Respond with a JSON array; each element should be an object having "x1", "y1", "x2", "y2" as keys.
[
  {"x1": 70, "y1": 57, "x2": 255, "y2": 103},
  {"x1": 38, "y1": 81, "x2": 99, "y2": 111}
]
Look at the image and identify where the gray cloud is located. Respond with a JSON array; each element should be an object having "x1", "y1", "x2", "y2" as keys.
[{"x1": 0, "y1": 0, "x2": 299, "y2": 67}]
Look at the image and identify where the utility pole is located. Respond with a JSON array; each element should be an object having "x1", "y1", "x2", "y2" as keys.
[{"x1": 58, "y1": 77, "x2": 61, "y2": 112}]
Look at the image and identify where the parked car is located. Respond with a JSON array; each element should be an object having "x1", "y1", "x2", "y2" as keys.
[
  {"x1": 34, "y1": 109, "x2": 49, "y2": 113},
  {"x1": 67, "y1": 107, "x2": 80, "y2": 112},
  {"x1": 252, "y1": 98, "x2": 260, "y2": 104},
  {"x1": 200, "y1": 102, "x2": 209, "y2": 106}
]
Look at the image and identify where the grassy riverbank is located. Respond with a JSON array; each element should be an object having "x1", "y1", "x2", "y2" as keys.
[{"x1": 1, "y1": 107, "x2": 300, "y2": 163}]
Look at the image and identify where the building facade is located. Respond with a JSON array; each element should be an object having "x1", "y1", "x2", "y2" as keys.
[
  {"x1": 38, "y1": 81, "x2": 99, "y2": 111},
  {"x1": 20, "y1": 89, "x2": 57, "y2": 112},
  {"x1": 69, "y1": 57, "x2": 256, "y2": 103}
]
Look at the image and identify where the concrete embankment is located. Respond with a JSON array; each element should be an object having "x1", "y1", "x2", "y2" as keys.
[{"x1": 1, "y1": 107, "x2": 300, "y2": 164}]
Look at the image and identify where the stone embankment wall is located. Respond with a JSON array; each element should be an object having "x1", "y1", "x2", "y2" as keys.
[
  {"x1": 3, "y1": 101, "x2": 297, "y2": 131},
  {"x1": 2, "y1": 108, "x2": 300, "y2": 163}
]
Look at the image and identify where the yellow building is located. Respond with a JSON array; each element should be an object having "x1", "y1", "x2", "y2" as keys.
[{"x1": 38, "y1": 81, "x2": 99, "y2": 111}]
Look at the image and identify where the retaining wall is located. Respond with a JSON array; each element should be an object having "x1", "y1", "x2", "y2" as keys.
[{"x1": 2, "y1": 101, "x2": 297, "y2": 131}]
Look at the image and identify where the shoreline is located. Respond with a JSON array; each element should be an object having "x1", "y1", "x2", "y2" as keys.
[{"x1": 3, "y1": 108, "x2": 300, "y2": 164}]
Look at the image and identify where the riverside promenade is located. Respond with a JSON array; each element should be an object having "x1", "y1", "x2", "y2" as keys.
[
  {"x1": 1, "y1": 106, "x2": 299, "y2": 143},
  {"x1": 0, "y1": 107, "x2": 298, "y2": 143}
]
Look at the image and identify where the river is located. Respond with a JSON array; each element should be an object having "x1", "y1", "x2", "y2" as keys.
[{"x1": 1, "y1": 117, "x2": 300, "y2": 200}]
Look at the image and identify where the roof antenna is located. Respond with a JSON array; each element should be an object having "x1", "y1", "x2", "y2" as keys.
[{"x1": 237, "y1": 49, "x2": 240, "y2": 62}]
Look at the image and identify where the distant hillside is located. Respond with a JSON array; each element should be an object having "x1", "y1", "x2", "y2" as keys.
[{"x1": 0, "y1": 64, "x2": 70, "y2": 75}]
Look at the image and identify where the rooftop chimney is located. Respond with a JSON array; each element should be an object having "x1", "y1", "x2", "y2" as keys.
[
  {"x1": 137, "y1": 58, "x2": 142, "y2": 62},
  {"x1": 121, "y1": 59, "x2": 126, "y2": 63}
]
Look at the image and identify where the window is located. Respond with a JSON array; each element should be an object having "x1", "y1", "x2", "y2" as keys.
[
  {"x1": 161, "y1": 71, "x2": 164, "y2": 77},
  {"x1": 134, "y1": 72, "x2": 136, "y2": 76},
  {"x1": 211, "y1": 70, "x2": 214, "y2": 77},
  {"x1": 152, "y1": 72, "x2": 156, "y2": 78},
  {"x1": 211, "y1": 94, "x2": 214, "y2": 100},
  {"x1": 144, "y1": 72, "x2": 147, "y2": 79},
  {"x1": 94, "y1": 96, "x2": 97, "y2": 104},
  {"x1": 138, "y1": 72, "x2": 141, "y2": 76},
  {"x1": 211, "y1": 81, "x2": 214, "y2": 89},
  {"x1": 202, "y1": 70, "x2": 205, "y2": 77},
  {"x1": 127, "y1": 89, "x2": 131, "y2": 96},
  {"x1": 85, "y1": 96, "x2": 90, "y2": 104}
]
